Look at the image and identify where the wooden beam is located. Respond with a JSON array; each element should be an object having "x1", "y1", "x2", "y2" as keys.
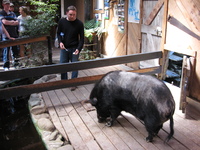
[
  {"x1": 158, "y1": 0, "x2": 169, "y2": 80},
  {"x1": 0, "y1": 66, "x2": 161, "y2": 99},
  {"x1": 179, "y1": 56, "x2": 188, "y2": 113},
  {"x1": 164, "y1": 44, "x2": 197, "y2": 57},
  {"x1": 128, "y1": 66, "x2": 161, "y2": 74},
  {"x1": 141, "y1": 24, "x2": 162, "y2": 37},
  {"x1": 188, "y1": 57, "x2": 196, "y2": 97},
  {"x1": 47, "y1": 36, "x2": 53, "y2": 64},
  {"x1": 144, "y1": 0, "x2": 165, "y2": 25},
  {"x1": 167, "y1": 15, "x2": 200, "y2": 40},
  {"x1": 0, "y1": 36, "x2": 48, "y2": 48},
  {"x1": 0, "y1": 51, "x2": 162, "y2": 81}
]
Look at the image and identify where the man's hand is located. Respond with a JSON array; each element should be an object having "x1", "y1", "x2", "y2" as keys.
[
  {"x1": 74, "y1": 49, "x2": 79, "y2": 55},
  {"x1": 9, "y1": 37, "x2": 15, "y2": 40},
  {"x1": 59, "y1": 42, "x2": 65, "y2": 49}
]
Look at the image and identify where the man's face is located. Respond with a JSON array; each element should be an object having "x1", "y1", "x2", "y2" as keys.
[
  {"x1": 3, "y1": 3, "x2": 10, "y2": 10},
  {"x1": 9, "y1": 6, "x2": 14, "y2": 12},
  {"x1": 66, "y1": 10, "x2": 76, "y2": 21}
]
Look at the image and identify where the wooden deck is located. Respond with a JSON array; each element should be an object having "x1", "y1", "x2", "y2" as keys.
[{"x1": 41, "y1": 65, "x2": 200, "y2": 150}]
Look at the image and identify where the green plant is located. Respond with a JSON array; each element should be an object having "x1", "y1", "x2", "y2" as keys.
[
  {"x1": 79, "y1": 48, "x2": 96, "y2": 61},
  {"x1": 22, "y1": 0, "x2": 59, "y2": 36},
  {"x1": 18, "y1": 0, "x2": 59, "y2": 67},
  {"x1": 84, "y1": 19, "x2": 104, "y2": 43}
]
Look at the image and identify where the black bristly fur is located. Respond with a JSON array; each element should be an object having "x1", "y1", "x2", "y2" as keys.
[{"x1": 89, "y1": 71, "x2": 175, "y2": 143}]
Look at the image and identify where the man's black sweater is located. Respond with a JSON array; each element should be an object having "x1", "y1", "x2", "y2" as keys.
[{"x1": 57, "y1": 18, "x2": 84, "y2": 51}]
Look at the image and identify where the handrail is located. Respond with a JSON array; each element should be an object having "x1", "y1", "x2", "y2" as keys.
[
  {"x1": 0, "y1": 51, "x2": 162, "y2": 99},
  {"x1": 0, "y1": 35, "x2": 52, "y2": 64},
  {"x1": 0, "y1": 66, "x2": 161, "y2": 99},
  {"x1": 0, "y1": 51, "x2": 162, "y2": 81}
]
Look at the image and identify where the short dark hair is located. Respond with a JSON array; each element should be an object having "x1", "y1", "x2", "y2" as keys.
[
  {"x1": 20, "y1": 6, "x2": 29, "y2": 14},
  {"x1": 66, "y1": 5, "x2": 77, "y2": 12}
]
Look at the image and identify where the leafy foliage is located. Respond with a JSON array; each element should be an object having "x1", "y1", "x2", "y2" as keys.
[
  {"x1": 84, "y1": 19, "x2": 102, "y2": 43},
  {"x1": 18, "y1": 0, "x2": 59, "y2": 67},
  {"x1": 22, "y1": 0, "x2": 59, "y2": 36},
  {"x1": 79, "y1": 48, "x2": 96, "y2": 61},
  {"x1": 84, "y1": 19, "x2": 100, "y2": 29}
]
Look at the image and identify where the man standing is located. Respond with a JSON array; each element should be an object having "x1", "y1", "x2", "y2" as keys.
[
  {"x1": 57, "y1": 5, "x2": 84, "y2": 91},
  {"x1": 0, "y1": 0, "x2": 19, "y2": 70},
  {"x1": 9, "y1": 2, "x2": 15, "y2": 15}
]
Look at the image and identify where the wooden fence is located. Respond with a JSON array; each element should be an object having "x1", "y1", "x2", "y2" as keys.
[
  {"x1": 0, "y1": 35, "x2": 52, "y2": 64},
  {"x1": 0, "y1": 51, "x2": 162, "y2": 99}
]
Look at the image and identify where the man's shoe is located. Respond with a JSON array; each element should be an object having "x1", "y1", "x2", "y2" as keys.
[{"x1": 70, "y1": 87, "x2": 77, "y2": 91}]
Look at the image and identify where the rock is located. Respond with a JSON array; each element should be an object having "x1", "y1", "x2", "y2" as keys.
[
  {"x1": 33, "y1": 79, "x2": 44, "y2": 84},
  {"x1": 30, "y1": 93, "x2": 41, "y2": 98},
  {"x1": 42, "y1": 130, "x2": 52, "y2": 139},
  {"x1": 34, "y1": 113, "x2": 50, "y2": 120},
  {"x1": 56, "y1": 134, "x2": 63, "y2": 141},
  {"x1": 49, "y1": 130, "x2": 59, "y2": 141},
  {"x1": 41, "y1": 75, "x2": 57, "y2": 82},
  {"x1": 37, "y1": 118, "x2": 55, "y2": 132},
  {"x1": 29, "y1": 97, "x2": 42, "y2": 107},
  {"x1": 56, "y1": 74, "x2": 61, "y2": 78},
  {"x1": 48, "y1": 140, "x2": 64, "y2": 149},
  {"x1": 57, "y1": 144, "x2": 74, "y2": 150},
  {"x1": 30, "y1": 105, "x2": 46, "y2": 115},
  {"x1": 29, "y1": 74, "x2": 69, "y2": 150}
]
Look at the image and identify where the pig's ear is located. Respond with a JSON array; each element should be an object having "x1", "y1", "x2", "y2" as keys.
[{"x1": 88, "y1": 98, "x2": 98, "y2": 106}]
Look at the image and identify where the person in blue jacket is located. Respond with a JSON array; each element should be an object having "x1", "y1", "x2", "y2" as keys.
[{"x1": 0, "y1": 0, "x2": 19, "y2": 70}]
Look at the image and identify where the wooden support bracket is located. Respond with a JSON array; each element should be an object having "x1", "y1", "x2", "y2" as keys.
[
  {"x1": 179, "y1": 56, "x2": 193, "y2": 113},
  {"x1": 144, "y1": 0, "x2": 165, "y2": 25}
]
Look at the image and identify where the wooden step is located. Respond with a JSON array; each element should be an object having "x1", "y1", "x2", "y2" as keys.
[
  {"x1": 166, "y1": 69, "x2": 180, "y2": 78},
  {"x1": 169, "y1": 54, "x2": 183, "y2": 62}
]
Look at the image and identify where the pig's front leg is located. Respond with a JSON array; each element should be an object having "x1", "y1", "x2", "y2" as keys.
[{"x1": 106, "y1": 106, "x2": 121, "y2": 127}]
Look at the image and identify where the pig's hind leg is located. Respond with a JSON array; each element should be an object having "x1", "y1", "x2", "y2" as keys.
[{"x1": 144, "y1": 117, "x2": 162, "y2": 142}]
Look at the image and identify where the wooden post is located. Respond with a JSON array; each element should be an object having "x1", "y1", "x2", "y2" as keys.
[
  {"x1": 158, "y1": 0, "x2": 169, "y2": 80},
  {"x1": 179, "y1": 56, "x2": 187, "y2": 112},
  {"x1": 47, "y1": 36, "x2": 53, "y2": 64},
  {"x1": 179, "y1": 56, "x2": 194, "y2": 113},
  {"x1": 187, "y1": 56, "x2": 196, "y2": 96}
]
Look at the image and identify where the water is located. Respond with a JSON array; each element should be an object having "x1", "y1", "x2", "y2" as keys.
[
  {"x1": 0, "y1": 96, "x2": 46, "y2": 150},
  {"x1": 0, "y1": 79, "x2": 46, "y2": 150}
]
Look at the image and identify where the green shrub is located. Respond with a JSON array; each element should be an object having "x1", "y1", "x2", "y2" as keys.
[
  {"x1": 18, "y1": 0, "x2": 59, "y2": 67},
  {"x1": 22, "y1": 0, "x2": 59, "y2": 36}
]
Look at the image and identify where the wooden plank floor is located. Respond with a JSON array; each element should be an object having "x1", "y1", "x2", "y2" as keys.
[{"x1": 41, "y1": 65, "x2": 200, "y2": 150}]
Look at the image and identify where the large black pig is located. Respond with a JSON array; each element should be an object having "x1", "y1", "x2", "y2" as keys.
[{"x1": 86, "y1": 71, "x2": 175, "y2": 142}]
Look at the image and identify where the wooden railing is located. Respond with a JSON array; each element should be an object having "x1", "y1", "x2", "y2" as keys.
[
  {"x1": 164, "y1": 44, "x2": 197, "y2": 112},
  {"x1": 0, "y1": 51, "x2": 162, "y2": 99},
  {"x1": 0, "y1": 35, "x2": 52, "y2": 64}
]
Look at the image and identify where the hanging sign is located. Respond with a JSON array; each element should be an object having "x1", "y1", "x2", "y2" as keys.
[{"x1": 128, "y1": 0, "x2": 140, "y2": 23}]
